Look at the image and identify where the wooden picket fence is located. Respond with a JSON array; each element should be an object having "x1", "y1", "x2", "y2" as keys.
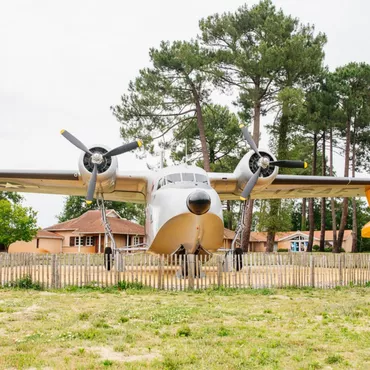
[{"x1": 0, "y1": 252, "x2": 369, "y2": 290}]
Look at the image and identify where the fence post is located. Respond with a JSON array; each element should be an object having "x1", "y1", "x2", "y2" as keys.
[
  {"x1": 310, "y1": 254, "x2": 315, "y2": 288},
  {"x1": 187, "y1": 254, "x2": 195, "y2": 290},
  {"x1": 51, "y1": 254, "x2": 60, "y2": 289},
  {"x1": 157, "y1": 255, "x2": 163, "y2": 289},
  {"x1": 217, "y1": 255, "x2": 222, "y2": 287}
]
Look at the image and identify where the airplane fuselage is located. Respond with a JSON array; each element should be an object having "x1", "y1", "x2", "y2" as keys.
[{"x1": 144, "y1": 165, "x2": 224, "y2": 255}]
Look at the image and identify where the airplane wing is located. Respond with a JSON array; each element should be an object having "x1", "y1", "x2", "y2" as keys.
[
  {"x1": 209, "y1": 173, "x2": 370, "y2": 201},
  {"x1": 0, "y1": 170, "x2": 149, "y2": 203},
  {"x1": 253, "y1": 175, "x2": 370, "y2": 200}
]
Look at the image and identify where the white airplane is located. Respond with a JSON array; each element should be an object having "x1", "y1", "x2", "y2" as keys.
[{"x1": 1, "y1": 126, "x2": 370, "y2": 256}]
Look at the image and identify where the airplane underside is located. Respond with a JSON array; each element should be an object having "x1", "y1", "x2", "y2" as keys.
[{"x1": 148, "y1": 213, "x2": 224, "y2": 255}]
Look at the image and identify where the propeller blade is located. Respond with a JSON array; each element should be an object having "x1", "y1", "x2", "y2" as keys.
[
  {"x1": 60, "y1": 129, "x2": 92, "y2": 154},
  {"x1": 86, "y1": 163, "x2": 98, "y2": 204},
  {"x1": 103, "y1": 140, "x2": 142, "y2": 158},
  {"x1": 240, "y1": 167, "x2": 261, "y2": 200},
  {"x1": 269, "y1": 160, "x2": 308, "y2": 169},
  {"x1": 240, "y1": 125, "x2": 261, "y2": 157}
]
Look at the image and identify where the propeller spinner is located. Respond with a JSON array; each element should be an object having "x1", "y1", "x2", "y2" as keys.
[
  {"x1": 239, "y1": 124, "x2": 308, "y2": 200},
  {"x1": 61, "y1": 129, "x2": 142, "y2": 203}
]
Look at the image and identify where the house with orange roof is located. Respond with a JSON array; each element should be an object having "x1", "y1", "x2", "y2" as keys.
[
  {"x1": 222, "y1": 229, "x2": 353, "y2": 252},
  {"x1": 9, "y1": 209, "x2": 145, "y2": 254}
]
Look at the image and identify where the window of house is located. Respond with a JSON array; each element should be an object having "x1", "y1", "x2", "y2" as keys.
[
  {"x1": 86, "y1": 236, "x2": 94, "y2": 246},
  {"x1": 75, "y1": 236, "x2": 84, "y2": 246},
  {"x1": 132, "y1": 236, "x2": 141, "y2": 245}
]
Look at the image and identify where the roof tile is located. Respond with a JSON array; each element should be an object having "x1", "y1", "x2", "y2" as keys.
[{"x1": 45, "y1": 210, "x2": 144, "y2": 235}]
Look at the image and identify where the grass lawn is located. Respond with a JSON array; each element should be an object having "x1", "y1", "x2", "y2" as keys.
[{"x1": 0, "y1": 286, "x2": 369, "y2": 369}]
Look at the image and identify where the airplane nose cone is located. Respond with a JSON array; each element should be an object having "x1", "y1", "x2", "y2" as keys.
[{"x1": 186, "y1": 190, "x2": 211, "y2": 215}]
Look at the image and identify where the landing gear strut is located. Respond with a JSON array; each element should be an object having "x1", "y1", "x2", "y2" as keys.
[
  {"x1": 104, "y1": 246, "x2": 113, "y2": 271},
  {"x1": 97, "y1": 194, "x2": 116, "y2": 270}
]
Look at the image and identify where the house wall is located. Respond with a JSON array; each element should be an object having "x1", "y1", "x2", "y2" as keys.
[
  {"x1": 9, "y1": 238, "x2": 63, "y2": 254},
  {"x1": 278, "y1": 240, "x2": 291, "y2": 250},
  {"x1": 342, "y1": 234, "x2": 353, "y2": 253},
  {"x1": 62, "y1": 246, "x2": 96, "y2": 254},
  {"x1": 223, "y1": 239, "x2": 232, "y2": 250},
  {"x1": 250, "y1": 242, "x2": 265, "y2": 252}
]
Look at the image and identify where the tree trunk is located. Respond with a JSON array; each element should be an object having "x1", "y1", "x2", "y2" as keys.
[
  {"x1": 330, "y1": 127, "x2": 339, "y2": 253},
  {"x1": 241, "y1": 200, "x2": 254, "y2": 252},
  {"x1": 301, "y1": 198, "x2": 307, "y2": 231},
  {"x1": 191, "y1": 86, "x2": 211, "y2": 172},
  {"x1": 352, "y1": 198, "x2": 358, "y2": 253},
  {"x1": 351, "y1": 126, "x2": 357, "y2": 253},
  {"x1": 320, "y1": 130, "x2": 326, "y2": 252},
  {"x1": 337, "y1": 119, "x2": 351, "y2": 249},
  {"x1": 266, "y1": 102, "x2": 289, "y2": 249},
  {"x1": 241, "y1": 98, "x2": 261, "y2": 252},
  {"x1": 227, "y1": 201, "x2": 232, "y2": 230},
  {"x1": 266, "y1": 231, "x2": 275, "y2": 253},
  {"x1": 308, "y1": 132, "x2": 318, "y2": 252}
]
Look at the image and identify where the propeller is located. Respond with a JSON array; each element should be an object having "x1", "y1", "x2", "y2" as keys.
[
  {"x1": 61, "y1": 129, "x2": 142, "y2": 203},
  {"x1": 239, "y1": 124, "x2": 308, "y2": 200}
]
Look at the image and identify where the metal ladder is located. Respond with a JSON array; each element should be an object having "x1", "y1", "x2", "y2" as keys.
[
  {"x1": 230, "y1": 200, "x2": 248, "y2": 251},
  {"x1": 224, "y1": 200, "x2": 249, "y2": 272},
  {"x1": 96, "y1": 194, "x2": 116, "y2": 253}
]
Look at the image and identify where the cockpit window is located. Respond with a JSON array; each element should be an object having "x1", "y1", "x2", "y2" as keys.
[
  {"x1": 195, "y1": 174, "x2": 208, "y2": 184},
  {"x1": 157, "y1": 172, "x2": 208, "y2": 189},
  {"x1": 182, "y1": 173, "x2": 195, "y2": 182},
  {"x1": 165, "y1": 173, "x2": 181, "y2": 184},
  {"x1": 157, "y1": 177, "x2": 166, "y2": 190}
]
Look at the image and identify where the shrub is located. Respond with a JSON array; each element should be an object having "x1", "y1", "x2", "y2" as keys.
[
  {"x1": 312, "y1": 245, "x2": 320, "y2": 252},
  {"x1": 325, "y1": 354, "x2": 343, "y2": 364},
  {"x1": 10, "y1": 275, "x2": 42, "y2": 290},
  {"x1": 116, "y1": 280, "x2": 144, "y2": 290},
  {"x1": 177, "y1": 326, "x2": 191, "y2": 337},
  {"x1": 277, "y1": 249, "x2": 288, "y2": 252}
]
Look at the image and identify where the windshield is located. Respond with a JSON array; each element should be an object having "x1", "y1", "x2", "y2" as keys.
[
  {"x1": 195, "y1": 174, "x2": 208, "y2": 184},
  {"x1": 157, "y1": 172, "x2": 209, "y2": 189},
  {"x1": 165, "y1": 173, "x2": 181, "y2": 184},
  {"x1": 182, "y1": 173, "x2": 195, "y2": 182}
]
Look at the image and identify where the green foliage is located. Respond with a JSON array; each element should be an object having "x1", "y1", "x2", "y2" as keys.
[
  {"x1": 176, "y1": 325, "x2": 191, "y2": 337},
  {"x1": 325, "y1": 354, "x2": 343, "y2": 364},
  {"x1": 254, "y1": 199, "x2": 293, "y2": 233},
  {"x1": 0, "y1": 191, "x2": 23, "y2": 204},
  {"x1": 112, "y1": 40, "x2": 214, "y2": 169},
  {"x1": 9, "y1": 275, "x2": 42, "y2": 290},
  {"x1": 57, "y1": 196, "x2": 144, "y2": 225},
  {"x1": 172, "y1": 104, "x2": 246, "y2": 171},
  {"x1": 0, "y1": 199, "x2": 38, "y2": 249},
  {"x1": 115, "y1": 280, "x2": 144, "y2": 290},
  {"x1": 78, "y1": 312, "x2": 90, "y2": 321},
  {"x1": 102, "y1": 360, "x2": 113, "y2": 367}
]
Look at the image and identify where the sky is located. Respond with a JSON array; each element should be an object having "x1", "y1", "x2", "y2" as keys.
[{"x1": 0, "y1": 0, "x2": 370, "y2": 227}]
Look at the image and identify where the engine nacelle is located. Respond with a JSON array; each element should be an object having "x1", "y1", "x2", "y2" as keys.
[
  {"x1": 78, "y1": 145, "x2": 118, "y2": 194},
  {"x1": 234, "y1": 149, "x2": 279, "y2": 193}
]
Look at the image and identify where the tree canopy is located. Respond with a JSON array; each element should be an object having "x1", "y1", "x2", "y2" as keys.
[
  {"x1": 110, "y1": 0, "x2": 370, "y2": 253},
  {"x1": 0, "y1": 198, "x2": 38, "y2": 250}
]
